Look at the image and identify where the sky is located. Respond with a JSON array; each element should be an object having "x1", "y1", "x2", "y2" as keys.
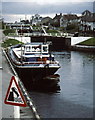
[
  {"x1": 2, "y1": 1, "x2": 94, "y2": 15},
  {"x1": 1, "y1": 0, "x2": 94, "y2": 22},
  {"x1": 2, "y1": 0, "x2": 95, "y2": 3}
]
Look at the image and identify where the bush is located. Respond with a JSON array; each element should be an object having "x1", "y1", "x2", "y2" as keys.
[
  {"x1": 3, "y1": 29, "x2": 16, "y2": 36},
  {"x1": 46, "y1": 29, "x2": 59, "y2": 33},
  {"x1": 66, "y1": 24, "x2": 78, "y2": 31}
]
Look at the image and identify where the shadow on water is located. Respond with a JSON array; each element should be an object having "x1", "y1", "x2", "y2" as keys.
[
  {"x1": 20, "y1": 74, "x2": 61, "y2": 93},
  {"x1": 29, "y1": 84, "x2": 61, "y2": 93},
  {"x1": 24, "y1": 79, "x2": 61, "y2": 93}
]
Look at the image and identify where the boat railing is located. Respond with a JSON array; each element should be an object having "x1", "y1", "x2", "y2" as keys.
[
  {"x1": 12, "y1": 59, "x2": 21, "y2": 65},
  {"x1": 12, "y1": 58, "x2": 58, "y2": 65},
  {"x1": 23, "y1": 61, "x2": 58, "y2": 65}
]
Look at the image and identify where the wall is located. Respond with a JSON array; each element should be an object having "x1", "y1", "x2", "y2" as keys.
[
  {"x1": 71, "y1": 37, "x2": 92, "y2": 45},
  {"x1": 31, "y1": 36, "x2": 71, "y2": 51}
]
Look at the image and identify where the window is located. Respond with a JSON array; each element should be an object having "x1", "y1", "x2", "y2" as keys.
[
  {"x1": 42, "y1": 45, "x2": 48, "y2": 53},
  {"x1": 31, "y1": 45, "x2": 41, "y2": 53}
]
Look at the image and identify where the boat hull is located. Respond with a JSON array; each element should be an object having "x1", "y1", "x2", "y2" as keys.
[
  {"x1": 7, "y1": 46, "x2": 60, "y2": 91},
  {"x1": 15, "y1": 66, "x2": 59, "y2": 90}
]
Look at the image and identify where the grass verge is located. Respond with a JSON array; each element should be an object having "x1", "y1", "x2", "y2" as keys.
[
  {"x1": 1, "y1": 39, "x2": 23, "y2": 48},
  {"x1": 77, "y1": 37, "x2": 95, "y2": 46},
  {"x1": 3, "y1": 29, "x2": 16, "y2": 36}
]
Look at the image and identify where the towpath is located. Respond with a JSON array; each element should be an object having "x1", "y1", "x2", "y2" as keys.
[{"x1": 0, "y1": 29, "x2": 37, "y2": 119}]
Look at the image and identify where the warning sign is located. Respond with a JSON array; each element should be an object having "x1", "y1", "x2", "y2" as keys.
[{"x1": 4, "y1": 76, "x2": 27, "y2": 107}]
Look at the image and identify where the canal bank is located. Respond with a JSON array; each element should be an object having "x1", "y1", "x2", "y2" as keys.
[
  {"x1": 0, "y1": 29, "x2": 40, "y2": 119},
  {"x1": 1, "y1": 49, "x2": 40, "y2": 119},
  {"x1": 3, "y1": 49, "x2": 41, "y2": 119},
  {"x1": 71, "y1": 45, "x2": 95, "y2": 52},
  {"x1": 71, "y1": 37, "x2": 95, "y2": 52}
]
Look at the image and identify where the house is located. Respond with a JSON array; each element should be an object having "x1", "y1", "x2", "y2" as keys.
[
  {"x1": 60, "y1": 14, "x2": 78, "y2": 28},
  {"x1": 50, "y1": 13, "x2": 62, "y2": 27},
  {"x1": 40, "y1": 17, "x2": 52, "y2": 26},
  {"x1": 30, "y1": 14, "x2": 42, "y2": 26},
  {"x1": 80, "y1": 10, "x2": 95, "y2": 31}
]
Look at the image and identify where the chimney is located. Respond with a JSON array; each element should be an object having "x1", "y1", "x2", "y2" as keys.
[
  {"x1": 56, "y1": 14, "x2": 57, "y2": 16},
  {"x1": 60, "y1": 13, "x2": 62, "y2": 16}
]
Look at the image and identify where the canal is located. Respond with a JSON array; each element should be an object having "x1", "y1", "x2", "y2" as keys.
[{"x1": 29, "y1": 51, "x2": 94, "y2": 118}]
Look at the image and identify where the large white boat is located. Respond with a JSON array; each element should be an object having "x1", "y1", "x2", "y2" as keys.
[{"x1": 8, "y1": 42, "x2": 60, "y2": 90}]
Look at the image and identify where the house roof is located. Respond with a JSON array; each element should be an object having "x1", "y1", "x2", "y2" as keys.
[
  {"x1": 81, "y1": 10, "x2": 95, "y2": 22},
  {"x1": 41, "y1": 17, "x2": 52, "y2": 24},
  {"x1": 63, "y1": 14, "x2": 78, "y2": 20},
  {"x1": 82, "y1": 10, "x2": 91, "y2": 16},
  {"x1": 42, "y1": 17, "x2": 52, "y2": 21},
  {"x1": 81, "y1": 13, "x2": 95, "y2": 22},
  {"x1": 53, "y1": 13, "x2": 62, "y2": 20}
]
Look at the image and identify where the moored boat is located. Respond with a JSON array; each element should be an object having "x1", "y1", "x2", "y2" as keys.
[{"x1": 7, "y1": 42, "x2": 60, "y2": 90}]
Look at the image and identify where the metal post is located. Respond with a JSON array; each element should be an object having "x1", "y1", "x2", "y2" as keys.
[{"x1": 14, "y1": 76, "x2": 20, "y2": 119}]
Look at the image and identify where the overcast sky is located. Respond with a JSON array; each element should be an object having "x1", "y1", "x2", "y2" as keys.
[
  {"x1": 2, "y1": 0, "x2": 95, "y2": 3},
  {"x1": 2, "y1": 1, "x2": 94, "y2": 15}
]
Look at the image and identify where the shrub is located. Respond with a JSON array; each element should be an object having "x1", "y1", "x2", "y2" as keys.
[{"x1": 3, "y1": 29, "x2": 16, "y2": 36}]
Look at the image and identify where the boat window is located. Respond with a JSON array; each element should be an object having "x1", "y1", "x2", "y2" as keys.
[
  {"x1": 32, "y1": 46, "x2": 41, "y2": 52},
  {"x1": 24, "y1": 44, "x2": 48, "y2": 53},
  {"x1": 42, "y1": 45, "x2": 48, "y2": 53},
  {"x1": 25, "y1": 46, "x2": 31, "y2": 52}
]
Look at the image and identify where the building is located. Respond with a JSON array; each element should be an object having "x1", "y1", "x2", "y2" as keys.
[
  {"x1": 60, "y1": 14, "x2": 78, "y2": 27},
  {"x1": 80, "y1": 10, "x2": 95, "y2": 31},
  {"x1": 50, "y1": 13, "x2": 62, "y2": 27},
  {"x1": 40, "y1": 17, "x2": 52, "y2": 26},
  {"x1": 30, "y1": 14, "x2": 42, "y2": 26}
]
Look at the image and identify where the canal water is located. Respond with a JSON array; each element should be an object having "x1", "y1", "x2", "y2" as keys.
[{"x1": 29, "y1": 51, "x2": 94, "y2": 118}]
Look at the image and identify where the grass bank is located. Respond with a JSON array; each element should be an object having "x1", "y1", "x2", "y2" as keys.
[
  {"x1": 46, "y1": 29, "x2": 59, "y2": 33},
  {"x1": 2, "y1": 39, "x2": 23, "y2": 48},
  {"x1": 77, "y1": 37, "x2": 95, "y2": 46}
]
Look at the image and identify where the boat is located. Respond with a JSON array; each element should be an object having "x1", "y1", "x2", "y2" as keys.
[{"x1": 7, "y1": 42, "x2": 60, "y2": 90}]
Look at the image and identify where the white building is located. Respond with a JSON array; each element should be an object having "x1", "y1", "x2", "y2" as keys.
[
  {"x1": 80, "y1": 10, "x2": 95, "y2": 31},
  {"x1": 30, "y1": 14, "x2": 42, "y2": 26}
]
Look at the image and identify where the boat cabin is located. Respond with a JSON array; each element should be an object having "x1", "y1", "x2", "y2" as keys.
[
  {"x1": 21, "y1": 43, "x2": 54, "y2": 63},
  {"x1": 24, "y1": 44, "x2": 49, "y2": 54},
  {"x1": 11, "y1": 43, "x2": 54, "y2": 63}
]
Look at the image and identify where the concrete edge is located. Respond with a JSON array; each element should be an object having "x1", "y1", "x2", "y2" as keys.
[{"x1": 2, "y1": 48, "x2": 41, "y2": 120}]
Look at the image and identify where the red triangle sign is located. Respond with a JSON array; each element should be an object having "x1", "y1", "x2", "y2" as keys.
[{"x1": 4, "y1": 76, "x2": 27, "y2": 107}]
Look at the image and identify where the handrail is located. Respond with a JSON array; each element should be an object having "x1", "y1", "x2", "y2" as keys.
[
  {"x1": 13, "y1": 59, "x2": 58, "y2": 65},
  {"x1": 23, "y1": 61, "x2": 58, "y2": 64}
]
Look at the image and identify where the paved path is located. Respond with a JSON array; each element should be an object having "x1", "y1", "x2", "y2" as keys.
[
  {"x1": 0, "y1": 29, "x2": 39, "y2": 119},
  {"x1": 0, "y1": 29, "x2": 14, "y2": 119},
  {"x1": 0, "y1": 29, "x2": 3, "y2": 119},
  {"x1": 0, "y1": 48, "x2": 2, "y2": 119},
  {"x1": 2, "y1": 51, "x2": 15, "y2": 118}
]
